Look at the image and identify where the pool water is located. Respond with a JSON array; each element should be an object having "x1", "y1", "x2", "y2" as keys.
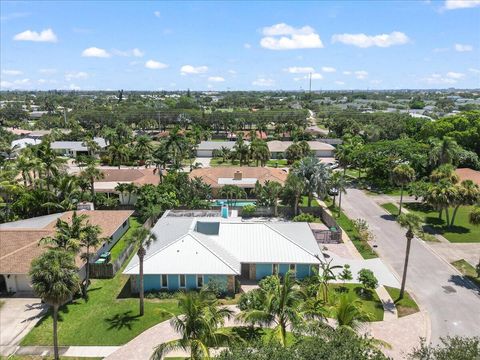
[{"x1": 214, "y1": 200, "x2": 256, "y2": 207}]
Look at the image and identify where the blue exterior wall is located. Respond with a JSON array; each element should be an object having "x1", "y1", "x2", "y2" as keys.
[
  {"x1": 143, "y1": 275, "x2": 160, "y2": 291},
  {"x1": 204, "y1": 275, "x2": 228, "y2": 287},
  {"x1": 279, "y1": 264, "x2": 289, "y2": 276},
  {"x1": 186, "y1": 275, "x2": 197, "y2": 290},
  {"x1": 168, "y1": 275, "x2": 180, "y2": 290},
  {"x1": 256, "y1": 264, "x2": 273, "y2": 280},
  {"x1": 296, "y1": 264, "x2": 311, "y2": 279}
]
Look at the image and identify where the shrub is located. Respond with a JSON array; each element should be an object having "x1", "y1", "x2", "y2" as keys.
[
  {"x1": 357, "y1": 268, "x2": 378, "y2": 291},
  {"x1": 293, "y1": 213, "x2": 319, "y2": 222},
  {"x1": 242, "y1": 204, "x2": 256, "y2": 216},
  {"x1": 238, "y1": 289, "x2": 263, "y2": 311},
  {"x1": 204, "y1": 277, "x2": 228, "y2": 298}
]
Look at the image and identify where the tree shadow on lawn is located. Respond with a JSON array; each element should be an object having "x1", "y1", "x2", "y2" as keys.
[
  {"x1": 448, "y1": 275, "x2": 480, "y2": 295},
  {"x1": 105, "y1": 310, "x2": 141, "y2": 330},
  {"x1": 117, "y1": 278, "x2": 135, "y2": 299}
]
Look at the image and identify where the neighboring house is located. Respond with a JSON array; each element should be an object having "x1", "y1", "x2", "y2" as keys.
[
  {"x1": 267, "y1": 140, "x2": 335, "y2": 159},
  {"x1": 51, "y1": 137, "x2": 107, "y2": 157},
  {"x1": 189, "y1": 167, "x2": 288, "y2": 195},
  {"x1": 227, "y1": 131, "x2": 267, "y2": 141},
  {"x1": 0, "y1": 210, "x2": 133, "y2": 294},
  {"x1": 124, "y1": 213, "x2": 322, "y2": 293},
  {"x1": 455, "y1": 168, "x2": 480, "y2": 186},
  {"x1": 196, "y1": 141, "x2": 240, "y2": 157},
  {"x1": 11, "y1": 137, "x2": 42, "y2": 152},
  {"x1": 91, "y1": 168, "x2": 161, "y2": 205}
]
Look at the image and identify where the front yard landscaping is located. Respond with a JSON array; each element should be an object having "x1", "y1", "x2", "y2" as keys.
[
  {"x1": 109, "y1": 216, "x2": 142, "y2": 261},
  {"x1": 329, "y1": 283, "x2": 384, "y2": 321},
  {"x1": 451, "y1": 259, "x2": 480, "y2": 288},
  {"x1": 21, "y1": 267, "x2": 180, "y2": 346},
  {"x1": 404, "y1": 203, "x2": 479, "y2": 243},
  {"x1": 380, "y1": 202, "x2": 399, "y2": 217},
  {"x1": 300, "y1": 195, "x2": 319, "y2": 207},
  {"x1": 384, "y1": 286, "x2": 420, "y2": 318}
]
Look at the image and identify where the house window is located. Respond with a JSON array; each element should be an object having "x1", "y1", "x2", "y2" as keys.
[
  {"x1": 161, "y1": 274, "x2": 168, "y2": 288},
  {"x1": 289, "y1": 264, "x2": 296, "y2": 272},
  {"x1": 179, "y1": 274, "x2": 186, "y2": 288},
  {"x1": 272, "y1": 264, "x2": 279, "y2": 275},
  {"x1": 197, "y1": 275, "x2": 203, "y2": 288}
]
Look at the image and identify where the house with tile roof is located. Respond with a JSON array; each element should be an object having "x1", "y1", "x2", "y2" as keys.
[
  {"x1": 0, "y1": 210, "x2": 133, "y2": 294},
  {"x1": 189, "y1": 167, "x2": 288, "y2": 196},
  {"x1": 124, "y1": 213, "x2": 322, "y2": 294},
  {"x1": 455, "y1": 168, "x2": 480, "y2": 186}
]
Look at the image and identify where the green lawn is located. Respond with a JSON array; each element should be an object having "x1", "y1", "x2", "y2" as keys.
[
  {"x1": 380, "y1": 202, "x2": 399, "y2": 216},
  {"x1": 324, "y1": 199, "x2": 377, "y2": 259},
  {"x1": 404, "y1": 203, "x2": 479, "y2": 243},
  {"x1": 4, "y1": 357, "x2": 102, "y2": 360},
  {"x1": 451, "y1": 259, "x2": 480, "y2": 288},
  {"x1": 384, "y1": 286, "x2": 420, "y2": 318},
  {"x1": 329, "y1": 283, "x2": 384, "y2": 321},
  {"x1": 210, "y1": 158, "x2": 250, "y2": 167},
  {"x1": 300, "y1": 195, "x2": 319, "y2": 207},
  {"x1": 110, "y1": 217, "x2": 142, "y2": 261},
  {"x1": 266, "y1": 159, "x2": 289, "y2": 168},
  {"x1": 345, "y1": 168, "x2": 367, "y2": 180},
  {"x1": 21, "y1": 268, "x2": 180, "y2": 346}
]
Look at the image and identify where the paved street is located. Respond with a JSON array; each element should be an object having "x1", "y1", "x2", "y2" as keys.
[{"x1": 342, "y1": 188, "x2": 480, "y2": 341}]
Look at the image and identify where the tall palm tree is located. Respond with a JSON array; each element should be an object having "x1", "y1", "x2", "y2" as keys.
[
  {"x1": 233, "y1": 136, "x2": 250, "y2": 166},
  {"x1": 429, "y1": 137, "x2": 460, "y2": 167},
  {"x1": 165, "y1": 127, "x2": 186, "y2": 168},
  {"x1": 219, "y1": 185, "x2": 247, "y2": 207},
  {"x1": 292, "y1": 157, "x2": 322, "y2": 207},
  {"x1": 82, "y1": 137, "x2": 101, "y2": 158},
  {"x1": 450, "y1": 180, "x2": 480, "y2": 226},
  {"x1": 16, "y1": 154, "x2": 34, "y2": 187},
  {"x1": 29, "y1": 250, "x2": 80, "y2": 360},
  {"x1": 127, "y1": 227, "x2": 157, "y2": 316},
  {"x1": 397, "y1": 213, "x2": 422, "y2": 299},
  {"x1": 283, "y1": 173, "x2": 305, "y2": 216},
  {"x1": 40, "y1": 211, "x2": 89, "y2": 253},
  {"x1": 151, "y1": 290, "x2": 236, "y2": 360},
  {"x1": 425, "y1": 180, "x2": 457, "y2": 224},
  {"x1": 237, "y1": 272, "x2": 304, "y2": 347},
  {"x1": 315, "y1": 260, "x2": 342, "y2": 302},
  {"x1": 334, "y1": 173, "x2": 347, "y2": 217},
  {"x1": 37, "y1": 141, "x2": 67, "y2": 191},
  {"x1": 125, "y1": 183, "x2": 139, "y2": 205},
  {"x1": 80, "y1": 224, "x2": 102, "y2": 298},
  {"x1": 250, "y1": 140, "x2": 270, "y2": 167},
  {"x1": 262, "y1": 180, "x2": 283, "y2": 216},
  {"x1": 80, "y1": 164, "x2": 104, "y2": 201},
  {"x1": 392, "y1": 164, "x2": 416, "y2": 216},
  {"x1": 134, "y1": 135, "x2": 154, "y2": 166},
  {"x1": 108, "y1": 142, "x2": 129, "y2": 169}
]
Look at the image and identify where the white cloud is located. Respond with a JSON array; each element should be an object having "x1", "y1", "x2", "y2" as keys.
[
  {"x1": 1, "y1": 78, "x2": 31, "y2": 89},
  {"x1": 244, "y1": 43, "x2": 252, "y2": 49},
  {"x1": 145, "y1": 60, "x2": 168, "y2": 69},
  {"x1": 311, "y1": 73, "x2": 323, "y2": 79},
  {"x1": 228, "y1": 70, "x2": 237, "y2": 75},
  {"x1": 181, "y1": 65, "x2": 208, "y2": 75},
  {"x1": 469, "y1": 68, "x2": 480, "y2": 74},
  {"x1": 82, "y1": 47, "x2": 111, "y2": 58},
  {"x1": 260, "y1": 23, "x2": 323, "y2": 50},
  {"x1": 0, "y1": 81, "x2": 13, "y2": 89},
  {"x1": 65, "y1": 71, "x2": 88, "y2": 81},
  {"x1": 370, "y1": 79, "x2": 382, "y2": 85},
  {"x1": 293, "y1": 73, "x2": 322, "y2": 81},
  {"x1": 69, "y1": 84, "x2": 81, "y2": 90},
  {"x1": 444, "y1": 0, "x2": 480, "y2": 10},
  {"x1": 112, "y1": 48, "x2": 145, "y2": 57},
  {"x1": 433, "y1": 47, "x2": 449, "y2": 53},
  {"x1": 39, "y1": 68, "x2": 57, "y2": 74},
  {"x1": 423, "y1": 73, "x2": 457, "y2": 85},
  {"x1": 252, "y1": 78, "x2": 274, "y2": 87},
  {"x1": 446, "y1": 71, "x2": 465, "y2": 79},
  {"x1": 208, "y1": 76, "x2": 225, "y2": 82},
  {"x1": 454, "y1": 43, "x2": 473, "y2": 52},
  {"x1": 154, "y1": 10, "x2": 161, "y2": 18},
  {"x1": 284, "y1": 66, "x2": 315, "y2": 74},
  {"x1": 335, "y1": 81, "x2": 345, "y2": 85},
  {"x1": 13, "y1": 28, "x2": 57, "y2": 42},
  {"x1": 332, "y1": 31, "x2": 409, "y2": 48},
  {"x1": 355, "y1": 70, "x2": 368, "y2": 80},
  {"x1": 322, "y1": 66, "x2": 336, "y2": 73},
  {"x1": 2, "y1": 69, "x2": 23, "y2": 76},
  {"x1": 343, "y1": 71, "x2": 352, "y2": 75}
]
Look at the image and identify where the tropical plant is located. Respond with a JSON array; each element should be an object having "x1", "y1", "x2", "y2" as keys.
[
  {"x1": 237, "y1": 272, "x2": 305, "y2": 347},
  {"x1": 392, "y1": 164, "x2": 416, "y2": 215},
  {"x1": 108, "y1": 142, "x2": 129, "y2": 168},
  {"x1": 29, "y1": 250, "x2": 80, "y2": 360},
  {"x1": 80, "y1": 164, "x2": 104, "y2": 200},
  {"x1": 293, "y1": 157, "x2": 331, "y2": 207},
  {"x1": 470, "y1": 206, "x2": 480, "y2": 226},
  {"x1": 40, "y1": 211, "x2": 89, "y2": 253},
  {"x1": 329, "y1": 292, "x2": 371, "y2": 331},
  {"x1": 127, "y1": 227, "x2": 157, "y2": 316},
  {"x1": 397, "y1": 213, "x2": 422, "y2": 299},
  {"x1": 79, "y1": 224, "x2": 103, "y2": 298},
  {"x1": 339, "y1": 264, "x2": 353, "y2": 284},
  {"x1": 450, "y1": 180, "x2": 480, "y2": 226},
  {"x1": 151, "y1": 290, "x2": 236, "y2": 360},
  {"x1": 218, "y1": 185, "x2": 247, "y2": 207},
  {"x1": 134, "y1": 134, "x2": 154, "y2": 165},
  {"x1": 282, "y1": 173, "x2": 305, "y2": 216},
  {"x1": 357, "y1": 269, "x2": 378, "y2": 293}
]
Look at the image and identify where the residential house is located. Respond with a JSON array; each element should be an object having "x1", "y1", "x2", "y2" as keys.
[
  {"x1": 267, "y1": 140, "x2": 335, "y2": 159},
  {"x1": 455, "y1": 168, "x2": 480, "y2": 186},
  {"x1": 189, "y1": 167, "x2": 288, "y2": 196},
  {"x1": 51, "y1": 137, "x2": 107, "y2": 157},
  {"x1": 124, "y1": 213, "x2": 322, "y2": 293},
  {"x1": 0, "y1": 210, "x2": 133, "y2": 294},
  {"x1": 196, "y1": 141, "x2": 243, "y2": 157}
]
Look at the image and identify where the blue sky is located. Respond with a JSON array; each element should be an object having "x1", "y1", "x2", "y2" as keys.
[{"x1": 1, "y1": 0, "x2": 480, "y2": 91}]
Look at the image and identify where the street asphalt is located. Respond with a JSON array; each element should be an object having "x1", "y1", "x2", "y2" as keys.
[{"x1": 342, "y1": 188, "x2": 480, "y2": 342}]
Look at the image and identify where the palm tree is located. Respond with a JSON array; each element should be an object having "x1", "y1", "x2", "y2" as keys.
[
  {"x1": 82, "y1": 137, "x2": 101, "y2": 158},
  {"x1": 40, "y1": 211, "x2": 89, "y2": 253},
  {"x1": 233, "y1": 136, "x2": 250, "y2": 166},
  {"x1": 450, "y1": 180, "x2": 480, "y2": 226},
  {"x1": 292, "y1": 157, "x2": 322, "y2": 207},
  {"x1": 220, "y1": 146, "x2": 230, "y2": 163},
  {"x1": 127, "y1": 227, "x2": 157, "y2": 316},
  {"x1": 16, "y1": 154, "x2": 34, "y2": 187},
  {"x1": 250, "y1": 140, "x2": 270, "y2": 166},
  {"x1": 108, "y1": 142, "x2": 129, "y2": 168},
  {"x1": 392, "y1": 164, "x2": 416, "y2": 216},
  {"x1": 335, "y1": 142, "x2": 354, "y2": 176},
  {"x1": 469, "y1": 206, "x2": 480, "y2": 226},
  {"x1": 37, "y1": 141, "x2": 67, "y2": 191},
  {"x1": 262, "y1": 181, "x2": 283, "y2": 216},
  {"x1": 316, "y1": 260, "x2": 342, "y2": 301},
  {"x1": 219, "y1": 185, "x2": 247, "y2": 207},
  {"x1": 80, "y1": 224, "x2": 102, "y2": 298},
  {"x1": 80, "y1": 164, "x2": 104, "y2": 201},
  {"x1": 29, "y1": 250, "x2": 80, "y2": 360},
  {"x1": 134, "y1": 135, "x2": 154, "y2": 166},
  {"x1": 283, "y1": 173, "x2": 305, "y2": 216},
  {"x1": 115, "y1": 183, "x2": 129, "y2": 204},
  {"x1": 425, "y1": 180, "x2": 457, "y2": 224},
  {"x1": 429, "y1": 137, "x2": 460, "y2": 167},
  {"x1": 165, "y1": 127, "x2": 186, "y2": 168},
  {"x1": 397, "y1": 213, "x2": 422, "y2": 299},
  {"x1": 237, "y1": 271, "x2": 304, "y2": 347},
  {"x1": 329, "y1": 293, "x2": 371, "y2": 331},
  {"x1": 334, "y1": 173, "x2": 348, "y2": 217},
  {"x1": 152, "y1": 290, "x2": 236, "y2": 359},
  {"x1": 125, "y1": 183, "x2": 138, "y2": 205}
]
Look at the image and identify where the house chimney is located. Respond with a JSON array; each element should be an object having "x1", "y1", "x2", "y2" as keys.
[{"x1": 233, "y1": 170, "x2": 242, "y2": 180}]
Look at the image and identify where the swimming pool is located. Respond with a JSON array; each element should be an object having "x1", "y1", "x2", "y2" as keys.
[{"x1": 213, "y1": 200, "x2": 256, "y2": 207}]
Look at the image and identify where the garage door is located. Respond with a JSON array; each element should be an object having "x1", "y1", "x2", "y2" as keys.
[{"x1": 196, "y1": 150, "x2": 213, "y2": 158}]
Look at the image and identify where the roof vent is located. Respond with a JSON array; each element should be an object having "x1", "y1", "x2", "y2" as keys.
[{"x1": 233, "y1": 170, "x2": 243, "y2": 180}]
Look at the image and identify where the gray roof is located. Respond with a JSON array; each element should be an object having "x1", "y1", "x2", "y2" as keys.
[
  {"x1": 51, "y1": 137, "x2": 107, "y2": 151},
  {"x1": 0, "y1": 213, "x2": 64, "y2": 230},
  {"x1": 197, "y1": 141, "x2": 244, "y2": 151}
]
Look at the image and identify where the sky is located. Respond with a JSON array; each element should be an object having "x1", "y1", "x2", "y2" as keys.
[{"x1": 1, "y1": 0, "x2": 480, "y2": 91}]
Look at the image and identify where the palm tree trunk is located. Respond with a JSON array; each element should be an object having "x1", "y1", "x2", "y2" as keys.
[
  {"x1": 294, "y1": 194, "x2": 299, "y2": 215},
  {"x1": 451, "y1": 205, "x2": 460, "y2": 226},
  {"x1": 398, "y1": 185, "x2": 404, "y2": 216},
  {"x1": 274, "y1": 200, "x2": 278, "y2": 217},
  {"x1": 332, "y1": 195, "x2": 336, "y2": 208},
  {"x1": 445, "y1": 207, "x2": 450, "y2": 226},
  {"x1": 90, "y1": 179, "x2": 95, "y2": 200},
  {"x1": 139, "y1": 252, "x2": 145, "y2": 316},
  {"x1": 53, "y1": 304, "x2": 60, "y2": 360},
  {"x1": 338, "y1": 191, "x2": 343, "y2": 217},
  {"x1": 84, "y1": 248, "x2": 90, "y2": 298},
  {"x1": 399, "y1": 233, "x2": 413, "y2": 299}
]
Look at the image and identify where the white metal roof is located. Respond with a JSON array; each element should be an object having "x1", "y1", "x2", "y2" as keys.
[{"x1": 123, "y1": 217, "x2": 322, "y2": 276}]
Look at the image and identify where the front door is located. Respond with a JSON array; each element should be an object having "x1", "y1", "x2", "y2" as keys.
[{"x1": 240, "y1": 263, "x2": 249, "y2": 279}]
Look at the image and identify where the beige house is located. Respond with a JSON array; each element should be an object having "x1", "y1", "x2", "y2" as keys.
[{"x1": 267, "y1": 140, "x2": 335, "y2": 159}]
